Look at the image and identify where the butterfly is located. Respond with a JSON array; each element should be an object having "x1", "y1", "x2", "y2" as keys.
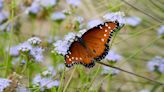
[{"x1": 64, "y1": 20, "x2": 122, "y2": 68}]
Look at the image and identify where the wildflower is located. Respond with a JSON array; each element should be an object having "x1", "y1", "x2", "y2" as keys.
[
  {"x1": 0, "y1": 0, "x2": 3, "y2": 11},
  {"x1": 76, "y1": 29, "x2": 87, "y2": 37},
  {"x1": 42, "y1": 66, "x2": 56, "y2": 76},
  {"x1": 74, "y1": 16, "x2": 84, "y2": 24},
  {"x1": 30, "y1": 47, "x2": 44, "y2": 62},
  {"x1": 105, "y1": 50, "x2": 122, "y2": 62},
  {"x1": 66, "y1": 0, "x2": 81, "y2": 7},
  {"x1": 0, "y1": 78, "x2": 12, "y2": 92},
  {"x1": 53, "y1": 40, "x2": 70, "y2": 55},
  {"x1": 51, "y1": 12, "x2": 66, "y2": 21},
  {"x1": 139, "y1": 89, "x2": 150, "y2": 92},
  {"x1": 27, "y1": 2, "x2": 42, "y2": 15},
  {"x1": 32, "y1": 74, "x2": 59, "y2": 91},
  {"x1": 87, "y1": 19, "x2": 103, "y2": 28},
  {"x1": 64, "y1": 32, "x2": 76, "y2": 43},
  {"x1": 16, "y1": 86, "x2": 31, "y2": 92},
  {"x1": 8, "y1": 46, "x2": 19, "y2": 56},
  {"x1": 147, "y1": 56, "x2": 164, "y2": 73},
  {"x1": 57, "y1": 64, "x2": 65, "y2": 70},
  {"x1": 125, "y1": 16, "x2": 141, "y2": 26},
  {"x1": 39, "y1": 0, "x2": 57, "y2": 8},
  {"x1": 101, "y1": 66, "x2": 120, "y2": 75},
  {"x1": 0, "y1": 11, "x2": 9, "y2": 24},
  {"x1": 62, "y1": 8, "x2": 72, "y2": 15},
  {"x1": 18, "y1": 42, "x2": 32, "y2": 53},
  {"x1": 157, "y1": 25, "x2": 164, "y2": 37},
  {"x1": 103, "y1": 11, "x2": 125, "y2": 24},
  {"x1": 28, "y1": 37, "x2": 42, "y2": 45}
]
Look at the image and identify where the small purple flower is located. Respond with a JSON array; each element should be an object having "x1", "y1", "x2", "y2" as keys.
[
  {"x1": 87, "y1": 19, "x2": 103, "y2": 28},
  {"x1": 64, "y1": 32, "x2": 76, "y2": 43},
  {"x1": 32, "y1": 74, "x2": 59, "y2": 91},
  {"x1": 51, "y1": 12, "x2": 66, "y2": 21},
  {"x1": 147, "y1": 56, "x2": 164, "y2": 73},
  {"x1": 0, "y1": 78, "x2": 11, "y2": 92},
  {"x1": 42, "y1": 66, "x2": 56, "y2": 77},
  {"x1": 103, "y1": 12, "x2": 125, "y2": 24},
  {"x1": 101, "y1": 66, "x2": 120, "y2": 75},
  {"x1": 66, "y1": 0, "x2": 81, "y2": 7},
  {"x1": 53, "y1": 40, "x2": 70, "y2": 55},
  {"x1": 18, "y1": 42, "x2": 32, "y2": 53},
  {"x1": 27, "y1": 2, "x2": 42, "y2": 14},
  {"x1": 105, "y1": 50, "x2": 122, "y2": 62},
  {"x1": 39, "y1": 0, "x2": 57, "y2": 7},
  {"x1": 74, "y1": 16, "x2": 84, "y2": 24},
  {"x1": 8, "y1": 46, "x2": 19, "y2": 56},
  {"x1": 30, "y1": 47, "x2": 44, "y2": 62},
  {"x1": 157, "y1": 25, "x2": 164, "y2": 37},
  {"x1": 0, "y1": 0, "x2": 4, "y2": 11},
  {"x1": 0, "y1": 11, "x2": 9, "y2": 24},
  {"x1": 125, "y1": 16, "x2": 141, "y2": 26},
  {"x1": 57, "y1": 64, "x2": 65, "y2": 70},
  {"x1": 28, "y1": 37, "x2": 42, "y2": 45}
]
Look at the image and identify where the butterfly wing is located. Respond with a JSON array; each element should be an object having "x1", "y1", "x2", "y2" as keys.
[
  {"x1": 82, "y1": 21, "x2": 119, "y2": 61},
  {"x1": 65, "y1": 41, "x2": 95, "y2": 68}
]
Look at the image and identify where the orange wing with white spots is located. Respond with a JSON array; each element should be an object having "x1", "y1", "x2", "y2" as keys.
[
  {"x1": 82, "y1": 21, "x2": 119, "y2": 61},
  {"x1": 65, "y1": 41, "x2": 95, "y2": 68}
]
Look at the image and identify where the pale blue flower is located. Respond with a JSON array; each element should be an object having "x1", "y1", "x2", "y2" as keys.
[
  {"x1": 101, "y1": 66, "x2": 120, "y2": 75},
  {"x1": 64, "y1": 32, "x2": 76, "y2": 42},
  {"x1": 18, "y1": 42, "x2": 32, "y2": 52},
  {"x1": 66, "y1": 0, "x2": 81, "y2": 7},
  {"x1": 32, "y1": 74, "x2": 59, "y2": 91},
  {"x1": 46, "y1": 80, "x2": 60, "y2": 88},
  {"x1": 105, "y1": 50, "x2": 122, "y2": 62},
  {"x1": 0, "y1": 11, "x2": 9, "y2": 24},
  {"x1": 0, "y1": 0, "x2": 3, "y2": 11},
  {"x1": 51, "y1": 12, "x2": 66, "y2": 21},
  {"x1": 103, "y1": 12, "x2": 125, "y2": 24},
  {"x1": 53, "y1": 40, "x2": 70, "y2": 55},
  {"x1": 16, "y1": 86, "x2": 31, "y2": 92},
  {"x1": 39, "y1": 0, "x2": 57, "y2": 7},
  {"x1": 27, "y1": 2, "x2": 42, "y2": 14},
  {"x1": 8, "y1": 46, "x2": 19, "y2": 56},
  {"x1": 139, "y1": 89, "x2": 150, "y2": 92},
  {"x1": 87, "y1": 19, "x2": 103, "y2": 28},
  {"x1": 125, "y1": 16, "x2": 141, "y2": 26},
  {"x1": 147, "y1": 56, "x2": 164, "y2": 73},
  {"x1": 0, "y1": 78, "x2": 11, "y2": 92},
  {"x1": 28, "y1": 37, "x2": 42, "y2": 45},
  {"x1": 30, "y1": 47, "x2": 44, "y2": 62},
  {"x1": 157, "y1": 25, "x2": 164, "y2": 37},
  {"x1": 57, "y1": 64, "x2": 65, "y2": 70},
  {"x1": 74, "y1": 16, "x2": 84, "y2": 24},
  {"x1": 42, "y1": 66, "x2": 56, "y2": 76}
]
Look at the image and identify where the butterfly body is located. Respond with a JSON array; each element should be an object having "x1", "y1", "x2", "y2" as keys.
[{"x1": 64, "y1": 21, "x2": 121, "y2": 68}]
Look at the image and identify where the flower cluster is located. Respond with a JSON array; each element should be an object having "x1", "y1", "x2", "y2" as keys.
[
  {"x1": 8, "y1": 37, "x2": 44, "y2": 62},
  {"x1": 26, "y1": 0, "x2": 57, "y2": 15},
  {"x1": 125, "y1": 16, "x2": 141, "y2": 26},
  {"x1": 0, "y1": 78, "x2": 12, "y2": 92},
  {"x1": 147, "y1": 56, "x2": 164, "y2": 73},
  {"x1": 157, "y1": 25, "x2": 164, "y2": 37},
  {"x1": 105, "y1": 50, "x2": 122, "y2": 62},
  {"x1": 103, "y1": 11, "x2": 125, "y2": 24},
  {"x1": 103, "y1": 12, "x2": 142, "y2": 27},
  {"x1": 32, "y1": 66, "x2": 59, "y2": 91},
  {"x1": 101, "y1": 66, "x2": 120, "y2": 75},
  {"x1": 66, "y1": 0, "x2": 81, "y2": 7},
  {"x1": 53, "y1": 29, "x2": 86, "y2": 55}
]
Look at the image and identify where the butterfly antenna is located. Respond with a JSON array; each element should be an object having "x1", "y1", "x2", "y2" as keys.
[
  {"x1": 120, "y1": 0, "x2": 162, "y2": 23},
  {"x1": 97, "y1": 61, "x2": 164, "y2": 85}
]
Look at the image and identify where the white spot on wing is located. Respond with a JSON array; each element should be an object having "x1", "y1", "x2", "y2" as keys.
[{"x1": 101, "y1": 38, "x2": 104, "y2": 42}]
